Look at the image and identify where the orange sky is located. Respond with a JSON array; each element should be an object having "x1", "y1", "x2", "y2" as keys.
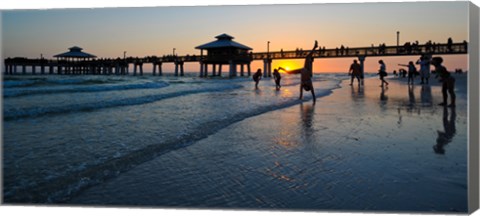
[{"x1": 2, "y1": 1, "x2": 471, "y2": 73}]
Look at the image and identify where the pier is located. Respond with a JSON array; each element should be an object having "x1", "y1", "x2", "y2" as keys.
[{"x1": 3, "y1": 35, "x2": 468, "y2": 77}]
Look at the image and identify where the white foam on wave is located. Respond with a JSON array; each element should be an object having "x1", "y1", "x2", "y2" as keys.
[
  {"x1": 3, "y1": 83, "x2": 243, "y2": 120},
  {"x1": 3, "y1": 81, "x2": 169, "y2": 97}
]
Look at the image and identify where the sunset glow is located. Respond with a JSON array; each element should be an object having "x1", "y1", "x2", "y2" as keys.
[
  {"x1": 1, "y1": 1, "x2": 470, "y2": 73},
  {"x1": 272, "y1": 60, "x2": 303, "y2": 73}
]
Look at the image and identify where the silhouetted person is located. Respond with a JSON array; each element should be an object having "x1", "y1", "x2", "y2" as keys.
[
  {"x1": 416, "y1": 54, "x2": 431, "y2": 84},
  {"x1": 399, "y1": 61, "x2": 417, "y2": 85},
  {"x1": 377, "y1": 60, "x2": 389, "y2": 87},
  {"x1": 447, "y1": 37, "x2": 453, "y2": 52},
  {"x1": 463, "y1": 40, "x2": 468, "y2": 52},
  {"x1": 348, "y1": 60, "x2": 362, "y2": 86},
  {"x1": 408, "y1": 61, "x2": 417, "y2": 85},
  {"x1": 279, "y1": 40, "x2": 318, "y2": 104},
  {"x1": 432, "y1": 57, "x2": 455, "y2": 107},
  {"x1": 273, "y1": 68, "x2": 282, "y2": 90},
  {"x1": 253, "y1": 68, "x2": 262, "y2": 89},
  {"x1": 434, "y1": 106, "x2": 456, "y2": 154}
]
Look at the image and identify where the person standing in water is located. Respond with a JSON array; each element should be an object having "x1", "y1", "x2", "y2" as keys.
[
  {"x1": 278, "y1": 40, "x2": 318, "y2": 104},
  {"x1": 253, "y1": 68, "x2": 262, "y2": 89},
  {"x1": 432, "y1": 57, "x2": 455, "y2": 107},
  {"x1": 348, "y1": 60, "x2": 362, "y2": 86},
  {"x1": 273, "y1": 68, "x2": 282, "y2": 90},
  {"x1": 377, "y1": 60, "x2": 389, "y2": 87},
  {"x1": 399, "y1": 61, "x2": 417, "y2": 85},
  {"x1": 416, "y1": 54, "x2": 431, "y2": 84}
]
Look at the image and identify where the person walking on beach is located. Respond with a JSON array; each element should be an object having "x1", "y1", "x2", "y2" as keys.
[
  {"x1": 253, "y1": 68, "x2": 262, "y2": 89},
  {"x1": 348, "y1": 60, "x2": 362, "y2": 86},
  {"x1": 273, "y1": 68, "x2": 282, "y2": 90},
  {"x1": 432, "y1": 57, "x2": 455, "y2": 107},
  {"x1": 377, "y1": 60, "x2": 389, "y2": 87},
  {"x1": 278, "y1": 40, "x2": 318, "y2": 104},
  {"x1": 416, "y1": 54, "x2": 431, "y2": 84}
]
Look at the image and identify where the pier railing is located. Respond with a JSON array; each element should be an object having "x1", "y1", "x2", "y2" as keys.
[
  {"x1": 252, "y1": 42, "x2": 467, "y2": 60},
  {"x1": 3, "y1": 42, "x2": 468, "y2": 75}
]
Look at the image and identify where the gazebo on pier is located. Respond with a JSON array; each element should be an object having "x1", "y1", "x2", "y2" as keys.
[
  {"x1": 54, "y1": 46, "x2": 97, "y2": 61},
  {"x1": 196, "y1": 34, "x2": 253, "y2": 77},
  {"x1": 54, "y1": 46, "x2": 96, "y2": 74}
]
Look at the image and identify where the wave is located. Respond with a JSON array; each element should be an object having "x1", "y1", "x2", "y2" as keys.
[
  {"x1": 3, "y1": 80, "x2": 40, "y2": 88},
  {"x1": 3, "y1": 84, "x2": 242, "y2": 121},
  {"x1": 2, "y1": 77, "x2": 124, "y2": 88},
  {"x1": 3, "y1": 81, "x2": 341, "y2": 204},
  {"x1": 3, "y1": 82, "x2": 169, "y2": 98}
]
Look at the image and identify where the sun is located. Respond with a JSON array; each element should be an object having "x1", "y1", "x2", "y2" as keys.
[
  {"x1": 274, "y1": 60, "x2": 303, "y2": 73},
  {"x1": 277, "y1": 65, "x2": 291, "y2": 73}
]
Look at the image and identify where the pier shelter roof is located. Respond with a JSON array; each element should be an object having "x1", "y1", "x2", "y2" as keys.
[
  {"x1": 54, "y1": 46, "x2": 97, "y2": 59},
  {"x1": 195, "y1": 34, "x2": 252, "y2": 50}
]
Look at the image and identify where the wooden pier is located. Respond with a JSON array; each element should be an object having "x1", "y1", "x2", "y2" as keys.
[{"x1": 3, "y1": 38, "x2": 468, "y2": 77}]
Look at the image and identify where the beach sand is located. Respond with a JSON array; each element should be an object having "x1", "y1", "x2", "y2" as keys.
[{"x1": 68, "y1": 74, "x2": 468, "y2": 213}]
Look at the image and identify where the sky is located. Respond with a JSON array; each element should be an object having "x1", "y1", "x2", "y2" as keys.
[{"x1": 1, "y1": 1, "x2": 472, "y2": 73}]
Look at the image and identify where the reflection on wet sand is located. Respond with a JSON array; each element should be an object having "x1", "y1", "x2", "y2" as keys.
[
  {"x1": 350, "y1": 85, "x2": 364, "y2": 98},
  {"x1": 408, "y1": 84, "x2": 415, "y2": 106},
  {"x1": 407, "y1": 84, "x2": 417, "y2": 114},
  {"x1": 255, "y1": 88, "x2": 262, "y2": 95},
  {"x1": 300, "y1": 103, "x2": 315, "y2": 141},
  {"x1": 420, "y1": 85, "x2": 432, "y2": 107},
  {"x1": 434, "y1": 107, "x2": 456, "y2": 154},
  {"x1": 396, "y1": 82, "x2": 436, "y2": 126},
  {"x1": 397, "y1": 107, "x2": 403, "y2": 126},
  {"x1": 379, "y1": 86, "x2": 388, "y2": 110}
]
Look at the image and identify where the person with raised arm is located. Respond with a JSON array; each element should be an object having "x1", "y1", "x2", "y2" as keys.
[
  {"x1": 278, "y1": 40, "x2": 318, "y2": 104},
  {"x1": 398, "y1": 61, "x2": 417, "y2": 85}
]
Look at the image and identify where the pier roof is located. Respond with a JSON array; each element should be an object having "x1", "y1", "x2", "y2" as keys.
[
  {"x1": 54, "y1": 46, "x2": 97, "y2": 58},
  {"x1": 196, "y1": 34, "x2": 252, "y2": 50}
]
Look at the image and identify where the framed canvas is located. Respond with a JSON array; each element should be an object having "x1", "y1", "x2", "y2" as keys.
[{"x1": 1, "y1": 1, "x2": 479, "y2": 216}]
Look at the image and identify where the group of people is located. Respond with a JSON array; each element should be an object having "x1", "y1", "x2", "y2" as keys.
[
  {"x1": 400, "y1": 55, "x2": 455, "y2": 107},
  {"x1": 252, "y1": 67, "x2": 282, "y2": 90},
  {"x1": 348, "y1": 55, "x2": 455, "y2": 107},
  {"x1": 377, "y1": 56, "x2": 456, "y2": 107},
  {"x1": 395, "y1": 54, "x2": 431, "y2": 85},
  {"x1": 253, "y1": 41, "x2": 319, "y2": 104},
  {"x1": 253, "y1": 40, "x2": 456, "y2": 108}
]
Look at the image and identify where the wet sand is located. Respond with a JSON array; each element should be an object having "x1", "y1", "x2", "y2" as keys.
[{"x1": 68, "y1": 74, "x2": 468, "y2": 213}]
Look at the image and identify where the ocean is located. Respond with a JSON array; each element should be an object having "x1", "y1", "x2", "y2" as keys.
[{"x1": 2, "y1": 73, "x2": 348, "y2": 203}]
